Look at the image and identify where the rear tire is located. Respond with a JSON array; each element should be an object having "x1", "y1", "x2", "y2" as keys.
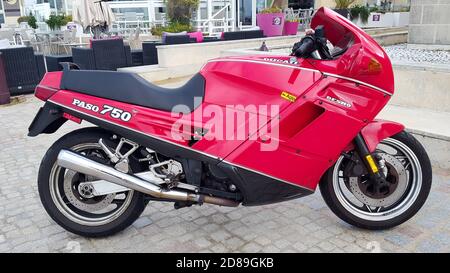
[
  {"x1": 320, "y1": 131, "x2": 432, "y2": 230},
  {"x1": 38, "y1": 127, "x2": 147, "y2": 237}
]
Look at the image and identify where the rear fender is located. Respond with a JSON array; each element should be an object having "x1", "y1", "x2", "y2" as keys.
[
  {"x1": 28, "y1": 103, "x2": 67, "y2": 137},
  {"x1": 360, "y1": 119, "x2": 405, "y2": 152}
]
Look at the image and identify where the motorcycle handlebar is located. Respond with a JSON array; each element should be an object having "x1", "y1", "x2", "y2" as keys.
[{"x1": 292, "y1": 36, "x2": 316, "y2": 58}]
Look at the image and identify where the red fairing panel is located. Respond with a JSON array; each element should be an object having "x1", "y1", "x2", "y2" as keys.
[
  {"x1": 38, "y1": 71, "x2": 63, "y2": 90},
  {"x1": 222, "y1": 75, "x2": 390, "y2": 190},
  {"x1": 310, "y1": 7, "x2": 395, "y2": 94},
  {"x1": 202, "y1": 55, "x2": 321, "y2": 114}
]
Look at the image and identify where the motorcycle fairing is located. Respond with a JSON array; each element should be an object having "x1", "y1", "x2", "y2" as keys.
[
  {"x1": 28, "y1": 7, "x2": 402, "y2": 205},
  {"x1": 309, "y1": 7, "x2": 395, "y2": 94}
]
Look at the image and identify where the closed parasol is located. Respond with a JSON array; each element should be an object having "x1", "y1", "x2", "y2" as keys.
[{"x1": 72, "y1": 0, "x2": 116, "y2": 29}]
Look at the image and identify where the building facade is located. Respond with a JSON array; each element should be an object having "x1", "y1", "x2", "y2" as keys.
[
  {"x1": 1, "y1": 0, "x2": 410, "y2": 28},
  {"x1": 408, "y1": 0, "x2": 450, "y2": 49}
]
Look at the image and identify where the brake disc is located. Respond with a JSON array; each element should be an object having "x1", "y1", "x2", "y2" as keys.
[
  {"x1": 349, "y1": 153, "x2": 408, "y2": 207},
  {"x1": 63, "y1": 170, "x2": 116, "y2": 212}
]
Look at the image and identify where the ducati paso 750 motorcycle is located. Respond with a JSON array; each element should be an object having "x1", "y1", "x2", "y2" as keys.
[{"x1": 29, "y1": 8, "x2": 432, "y2": 237}]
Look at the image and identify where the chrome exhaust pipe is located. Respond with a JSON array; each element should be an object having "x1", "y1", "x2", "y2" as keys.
[{"x1": 56, "y1": 150, "x2": 238, "y2": 207}]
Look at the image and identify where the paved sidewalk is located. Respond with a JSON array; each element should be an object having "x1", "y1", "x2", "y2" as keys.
[{"x1": 0, "y1": 96, "x2": 449, "y2": 253}]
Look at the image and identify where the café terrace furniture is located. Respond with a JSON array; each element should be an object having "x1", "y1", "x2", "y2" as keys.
[
  {"x1": 53, "y1": 30, "x2": 80, "y2": 54},
  {"x1": 0, "y1": 30, "x2": 16, "y2": 45},
  {"x1": 45, "y1": 54, "x2": 74, "y2": 72},
  {"x1": 141, "y1": 34, "x2": 196, "y2": 65},
  {"x1": 0, "y1": 47, "x2": 43, "y2": 95},
  {"x1": 72, "y1": 38, "x2": 133, "y2": 70},
  {"x1": 221, "y1": 30, "x2": 265, "y2": 40},
  {"x1": 141, "y1": 29, "x2": 264, "y2": 65}
]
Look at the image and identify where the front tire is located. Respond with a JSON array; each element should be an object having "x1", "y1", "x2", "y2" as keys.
[
  {"x1": 38, "y1": 127, "x2": 147, "y2": 237},
  {"x1": 320, "y1": 131, "x2": 432, "y2": 230}
]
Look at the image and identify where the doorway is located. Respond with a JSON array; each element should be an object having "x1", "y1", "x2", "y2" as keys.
[{"x1": 237, "y1": 0, "x2": 256, "y2": 28}]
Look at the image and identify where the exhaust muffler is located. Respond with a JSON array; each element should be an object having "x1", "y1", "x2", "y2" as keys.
[{"x1": 56, "y1": 150, "x2": 238, "y2": 207}]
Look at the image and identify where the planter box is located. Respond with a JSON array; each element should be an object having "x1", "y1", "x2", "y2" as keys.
[
  {"x1": 0, "y1": 53, "x2": 10, "y2": 105},
  {"x1": 257, "y1": 13, "x2": 285, "y2": 37},
  {"x1": 354, "y1": 12, "x2": 409, "y2": 28},
  {"x1": 283, "y1": 21, "x2": 299, "y2": 35}
]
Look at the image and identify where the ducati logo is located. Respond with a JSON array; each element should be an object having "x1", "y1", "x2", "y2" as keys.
[{"x1": 263, "y1": 57, "x2": 298, "y2": 65}]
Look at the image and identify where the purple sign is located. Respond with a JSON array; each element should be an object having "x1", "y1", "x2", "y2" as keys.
[{"x1": 272, "y1": 16, "x2": 282, "y2": 26}]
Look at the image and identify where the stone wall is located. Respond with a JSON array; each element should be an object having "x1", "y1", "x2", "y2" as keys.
[{"x1": 409, "y1": 0, "x2": 450, "y2": 47}]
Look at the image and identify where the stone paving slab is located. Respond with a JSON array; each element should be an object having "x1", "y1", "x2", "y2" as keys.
[{"x1": 0, "y1": 96, "x2": 449, "y2": 253}]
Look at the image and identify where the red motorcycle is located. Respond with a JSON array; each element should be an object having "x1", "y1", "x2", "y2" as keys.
[{"x1": 29, "y1": 8, "x2": 432, "y2": 237}]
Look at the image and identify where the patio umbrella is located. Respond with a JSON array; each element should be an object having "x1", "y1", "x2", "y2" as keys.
[{"x1": 72, "y1": 0, "x2": 116, "y2": 30}]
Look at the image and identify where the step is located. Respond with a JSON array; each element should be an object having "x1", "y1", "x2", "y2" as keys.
[
  {"x1": 372, "y1": 31, "x2": 408, "y2": 46},
  {"x1": 378, "y1": 104, "x2": 450, "y2": 141},
  {"x1": 378, "y1": 104, "x2": 449, "y2": 170},
  {"x1": 364, "y1": 27, "x2": 408, "y2": 35}
]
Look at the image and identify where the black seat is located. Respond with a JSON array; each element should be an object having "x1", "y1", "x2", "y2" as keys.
[{"x1": 60, "y1": 70, "x2": 205, "y2": 114}]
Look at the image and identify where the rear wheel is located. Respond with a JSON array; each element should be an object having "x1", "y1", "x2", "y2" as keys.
[
  {"x1": 320, "y1": 131, "x2": 432, "y2": 230},
  {"x1": 38, "y1": 128, "x2": 147, "y2": 237}
]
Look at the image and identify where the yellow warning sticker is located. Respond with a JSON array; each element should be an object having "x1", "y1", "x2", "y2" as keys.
[
  {"x1": 365, "y1": 155, "x2": 379, "y2": 174},
  {"x1": 281, "y1": 91, "x2": 297, "y2": 102}
]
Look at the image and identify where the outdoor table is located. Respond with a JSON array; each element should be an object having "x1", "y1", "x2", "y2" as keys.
[
  {"x1": 130, "y1": 49, "x2": 143, "y2": 66},
  {"x1": 45, "y1": 54, "x2": 73, "y2": 72}
]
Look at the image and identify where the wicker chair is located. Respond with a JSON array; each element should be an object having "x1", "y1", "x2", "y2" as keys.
[
  {"x1": 222, "y1": 30, "x2": 265, "y2": 40},
  {"x1": 0, "y1": 47, "x2": 41, "y2": 95},
  {"x1": 72, "y1": 38, "x2": 132, "y2": 71},
  {"x1": 141, "y1": 35, "x2": 194, "y2": 65}
]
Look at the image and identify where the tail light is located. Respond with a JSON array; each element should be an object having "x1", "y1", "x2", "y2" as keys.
[
  {"x1": 35, "y1": 85, "x2": 58, "y2": 101},
  {"x1": 34, "y1": 71, "x2": 63, "y2": 101}
]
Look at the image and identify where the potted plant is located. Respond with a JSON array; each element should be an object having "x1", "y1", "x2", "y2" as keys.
[
  {"x1": 283, "y1": 8, "x2": 299, "y2": 35},
  {"x1": 166, "y1": 0, "x2": 199, "y2": 25},
  {"x1": 46, "y1": 14, "x2": 71, "y2": 31},
  {"x1": 257, "y1": 6, "x2": 284, "y2": 37},
  {"x1": 17, "y1": 13, "x2": 38, "y2": 29},
  {"x1": 334, "y1": 0, "x2": 356, "y2": 19},
  {"x1": 350, "y1": 5, "x2": 370, "y2": 24}
]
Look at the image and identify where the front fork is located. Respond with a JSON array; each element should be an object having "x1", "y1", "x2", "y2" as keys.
[{"x1": 353, "y1": 133, "x2": 388, "y2": 191}]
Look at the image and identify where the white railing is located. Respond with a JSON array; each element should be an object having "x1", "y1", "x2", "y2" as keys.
[
  {"x1": 108, "y1": 0, "x2": 235, "y2": 35},
  {"x1": 293, "y1": 8, "x2": 315, "y2": 30},
  {"x1": 200, "y1": 3, "x2": 234, "y2": 34}
]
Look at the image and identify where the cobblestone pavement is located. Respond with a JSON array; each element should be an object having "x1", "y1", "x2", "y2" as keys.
[{"x1": 0, "y1": 96, "x2": 449, "y2": 253}]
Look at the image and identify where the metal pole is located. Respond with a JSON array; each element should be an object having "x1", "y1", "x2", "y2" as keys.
[
  {"x1": 207, "y1": 0, "x2": 213, "y2": 34},
  {"x1": 197, "y1": 3, "x2": 201, "y2": 31}
]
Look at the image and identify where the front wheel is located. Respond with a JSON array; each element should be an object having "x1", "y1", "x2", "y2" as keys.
[{"x1": 320, "y1": 131, "x2": 432, "y2": 230}]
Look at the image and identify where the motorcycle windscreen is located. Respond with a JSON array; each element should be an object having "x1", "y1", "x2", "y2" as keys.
[{"x1": 310, "y1": 7, "x2": 395, "y2": 94}]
